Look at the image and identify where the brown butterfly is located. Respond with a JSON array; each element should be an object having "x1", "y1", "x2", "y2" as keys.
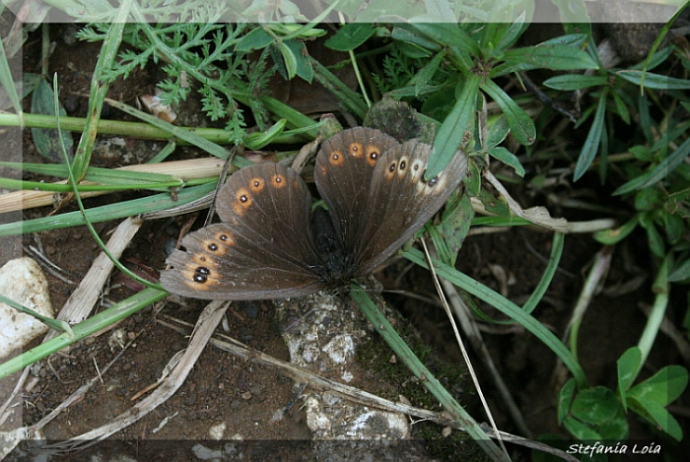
[{"x1": 161, "y1": 127, "x2": 467, "y2": 300}]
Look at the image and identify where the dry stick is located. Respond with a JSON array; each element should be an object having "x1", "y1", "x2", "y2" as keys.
[
  {"x1": 419, "y1": 239, "x2": 509, "y2": 458},
  {"x1": 37, "y1": 300, "x2": 229, "y2": 453},
  {"x1": 47, "y1": 216, "x2": 143, "y2": 336},
  {"x1": 481, "y1": 170, "x2": 616, "y2": 234},
  {"x1": 467, "y1": 226, "x2": 513, "y2": 236},
  {"x1": 24, "y1": 244, "x2": 76, "y2": 285},
  {"x1": 158, "y1": 316, "x2": 578, "y2": 462},
  {"x1": 0, "y1": 217, "x2": 142, "y2": 430},
  {"x1": 129, "y1": 350, "x2": 186, "y2": 401}
]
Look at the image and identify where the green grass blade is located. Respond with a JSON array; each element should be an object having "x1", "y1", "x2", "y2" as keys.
[
  {"x1": 261, "y1": 96, "x2": 322, "y2": 138},
  {"x1": 0, "y1": 182, "x2": 216, "y2": 236},
  {"x1": 311, "y1": 59, "x2": 368, "y2": 119},
  {"x1": 350, "y1": 287, "x2": 509, "y2": 462},
  {"x1": 0, "y1": 293, "x2": 73, "y2": 337},
  {"x1": 105, "y1": 98, "x2": 238, "y2": 163},
  {"x1": 0, "y1": 161, "x2": 184, "y2": 191},
  {"x1": 427, "y1": 73, "x2": 480, "y2": 178},
  {"x1": 616, "y1": 70, "x2": 690, "y2": 90},
  {"x1": 0, "y1": 27, "x2": 22, "y2": 115},
  {"x1": 0, "y1": 288, "x2": 168, "y2": 379},
  {"x1": 521, "y1": 231, "x2": 564, "y2": 315},
  {"x1": 634, "y1": 136, "x2": 690, "y2": 190},
  {"x1": 573, "y1": 89, "x2": 607, "y2": 181},
  {"x1": 403, "y1": 247, "x2": 588, "y2": 388},
  {"x1": 497, "y1": 44, "x2": 599, "y2": 75},
  {"x1": 408, "y1": 22, "x2": 477, "y2": 70},
  {"x1": 70, "y1": 0, "x2": 132, "y2": 180},
  {"x1": 0, "y1": 178, "x2": 189, "y2": 193},
  {"x1": 481, "y1": 78, "x2": 535, "y2": 146},
  {"x1": 543, "y1": 74, "x2": 608, "y2": 91},
  {"x1": 0, "y1": 112, "x2": 312, "y2": 146}
]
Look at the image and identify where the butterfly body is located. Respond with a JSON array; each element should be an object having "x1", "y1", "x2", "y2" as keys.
[
  {"x1": 308, "y1": 206, "x2": 354, "y2": 288},
  {"x1": 161, "y1": 127, "x2": 467, "y2": 300}
]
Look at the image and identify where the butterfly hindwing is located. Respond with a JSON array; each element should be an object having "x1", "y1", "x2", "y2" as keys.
[
  {"x1": 353, "y1": 140, "x2": 468, "y2": 274},
  {"x1": 316, "y1": 132, "x2": 467, "y2": 275}
]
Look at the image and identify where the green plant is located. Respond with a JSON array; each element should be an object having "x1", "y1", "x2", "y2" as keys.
[
  {"x1": 535, "y1": 9, "x2": 690, "y2": 451},
  {"x1": 323, "y1": 14, "x2": 689, "y2": 455},
  {"x1": 77, "y1": 21, "x2": 326, "y2": 141}
]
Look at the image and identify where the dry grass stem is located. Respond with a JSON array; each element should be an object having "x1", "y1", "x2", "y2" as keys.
[
  {"x1": 48, "y1": 216, "x2": 143, "y2": 335},
  {"x1": 0, "y1": 157, "x2": 225, "y2": 214},
  {"x1": 420, "y1": 239, "x2": 510, "y2": 456}
]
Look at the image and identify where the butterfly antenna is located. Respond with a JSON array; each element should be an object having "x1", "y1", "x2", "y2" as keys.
[{"x1": 420, "y1": 238, "x2": 511, "y2": 456}]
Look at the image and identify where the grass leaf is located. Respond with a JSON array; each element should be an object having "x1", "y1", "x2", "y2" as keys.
[
  {"x1": 427, "y1": 73, "x2": 480, "y2": 178},
  {"x1": 574, "y1": 89, "x2": 607, "y2": 181}
]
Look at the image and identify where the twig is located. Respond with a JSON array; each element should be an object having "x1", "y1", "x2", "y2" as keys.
[
  {"x1": 24, "y1": 244, "x2": 76, "y2": 285},
  {"x1": 440, "y1": 277, "x2": 532, "y2": 438},
  {"x1": 47, "y1": 216, "x2": 143, "y2": 337}
]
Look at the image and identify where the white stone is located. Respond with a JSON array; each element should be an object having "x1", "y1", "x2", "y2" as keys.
[
  {"x1": 208, "y1": 422, "x2": 227, "y2": 440},
  {"x1": 0, "y1": 257, "x2": 54, "y2": 358},
  {"x1": 323, "y1": 334, "x2": 355, "y2": 364}
]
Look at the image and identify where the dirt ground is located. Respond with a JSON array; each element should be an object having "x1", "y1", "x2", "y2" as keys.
[{"x1": 1, "y1": 21, "x2": 688, "y2": 462}]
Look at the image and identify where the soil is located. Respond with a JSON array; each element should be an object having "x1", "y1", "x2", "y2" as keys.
[{"x1": 1, "y1": 19, "x2": 688, "y2": 462}]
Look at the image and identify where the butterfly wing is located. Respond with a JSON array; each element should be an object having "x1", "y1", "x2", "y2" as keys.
[
  {"x1": 161, "y1": 163, "x2": 325, "y2": 300},
  {"x1": 314, "y1": 127, "x2": 400, "y2": 249},
  {"x1": 317, "y1": 136, "x2": 467, "y2": 276}
]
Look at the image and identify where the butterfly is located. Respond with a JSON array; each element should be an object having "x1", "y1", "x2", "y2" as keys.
[{"x1": 161, "y1": 127, "x2": 467, "y2": 300}]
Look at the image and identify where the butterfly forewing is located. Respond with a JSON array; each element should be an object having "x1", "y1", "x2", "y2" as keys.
[
  {"x1": 314, "y1": 127, "x2": 399, "y2": 244},
  {"x1": 161, "y1": 163, "x2": 326, "y2": 300}
]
